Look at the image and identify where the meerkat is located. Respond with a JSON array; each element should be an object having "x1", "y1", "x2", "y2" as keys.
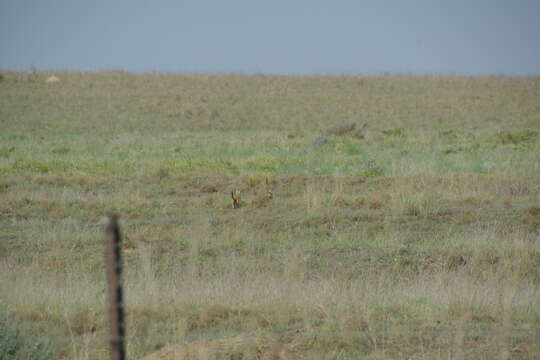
[{"x1": 231, "y1": 189, "x2": 241, "y2": 209}]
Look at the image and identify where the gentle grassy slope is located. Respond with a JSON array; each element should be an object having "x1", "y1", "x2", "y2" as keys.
[{"x1": 1, "y1": 71, "x2": 539, "y2": 359}]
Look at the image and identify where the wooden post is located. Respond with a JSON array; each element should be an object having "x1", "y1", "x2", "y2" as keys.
[{"x1": 104, "y1": 215, "x2": 126, "y2": 360}]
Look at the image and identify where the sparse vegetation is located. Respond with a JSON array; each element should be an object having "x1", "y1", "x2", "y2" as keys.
[
  {"x1": 381, "y1": 127, "x2": 405, "y2": 137},
  {"x1": 497, "y1": 130, "x2": 538, "y2": 145},
  {"x1": 0, "y1": 72, "x2": 539, "y2": 359},
  {"x1": 0, "y1": 308, "x2": 55, "y2": 360}
]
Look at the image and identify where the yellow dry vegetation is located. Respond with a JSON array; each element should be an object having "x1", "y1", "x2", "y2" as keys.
[{"x1": 45, "y1": 75, "x2": 60, "y2": 83}]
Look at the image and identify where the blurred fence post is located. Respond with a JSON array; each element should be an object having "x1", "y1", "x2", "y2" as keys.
[{"x1": 104, "y1": 215, "x2": 126, "y2": 360}]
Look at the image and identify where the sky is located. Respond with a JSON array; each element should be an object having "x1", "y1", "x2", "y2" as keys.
[{"x1": 1, "y1": 0, "x2": 539, "y2": 75}]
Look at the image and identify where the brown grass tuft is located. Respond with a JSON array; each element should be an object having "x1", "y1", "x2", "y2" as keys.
[
  {"x1": 200, "y1": 183, "x2": 219, "y2": 193},
  {"x1": 326, "y1": 122, "x2": 356, "y2": 136}
]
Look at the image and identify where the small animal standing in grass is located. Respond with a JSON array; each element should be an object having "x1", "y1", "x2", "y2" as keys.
[
  {"x1": 265, "y1": 176, "x2": 274, "y2": 200},
  {"x1": 231, "y1": 189, "x2": 241, "y2": 209}
]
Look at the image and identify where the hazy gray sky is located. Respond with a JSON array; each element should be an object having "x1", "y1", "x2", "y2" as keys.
[{"x1": 1, "y1": 0, "x2": 539, "y2": 75}]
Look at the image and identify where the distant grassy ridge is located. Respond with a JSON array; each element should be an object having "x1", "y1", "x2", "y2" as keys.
[{"x1": 1, "y1": 72, "x2": 538, "y2": 179}]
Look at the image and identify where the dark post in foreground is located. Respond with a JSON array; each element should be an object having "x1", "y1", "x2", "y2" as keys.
[{"x1": 104, "y1": 215, "x2": 126, "y2": 360}]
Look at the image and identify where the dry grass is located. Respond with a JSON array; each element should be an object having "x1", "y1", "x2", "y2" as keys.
[
  {"x1": 0, "y1": 71, "x2": 539, "y2": 359},
  {"x1": 326, "y1": 122, "x2": 357, "y2": 136}
]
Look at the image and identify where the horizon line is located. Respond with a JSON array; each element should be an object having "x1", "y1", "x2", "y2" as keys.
[{"x1": 2, "y1": 68, "x2": 539, "y2": 78}]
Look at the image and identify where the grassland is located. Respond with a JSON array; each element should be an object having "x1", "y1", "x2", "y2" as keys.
[{"x1": 0, "y1": 71, "x2": 539, "y2": 359}]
